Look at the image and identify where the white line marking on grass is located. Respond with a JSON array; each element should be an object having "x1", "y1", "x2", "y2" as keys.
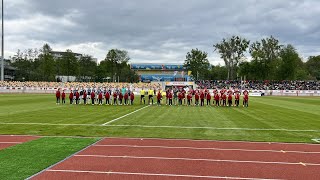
[
  {"x1": 74, "y1": 154, "x2": 320, "y2": 166},
  {"x1": 1, "y1": 122, "x2": 320, "y2": 133},
  {"x1": 47, "y1": 169, "x2": 283, "y2": 180},
  {"x1": 105, "y1": 124, "x2": 320, "y2": 132},
  {"x1": 93, "y1": 144, "x2": 320, "y2": 154},
  {"x1": 312, "y1": 139, "x2": 320, "y2": 143},
  {"x1": 102, "y1": 105, "x2": 150, "y2": 125}
]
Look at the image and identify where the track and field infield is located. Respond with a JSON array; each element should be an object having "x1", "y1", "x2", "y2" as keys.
[
  {"x1": 31, "y1": 137, "x2": 320, "y2": 180},
  {"x1": 0, "y1": 135, "x2": 39, "y2": 150},
  {"x1": 0, "y1": 94, "x2": 320, "y2": 143}
]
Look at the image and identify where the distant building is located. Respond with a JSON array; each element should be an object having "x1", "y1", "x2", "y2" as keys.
[
  {"x1": 50, "y1": 51, "x2": 83, "y2": 60},
  {"x1": 3, "y1": 59, "x2": 15, "y2": 81},
  {"x1": 130, "y1": 63, "x2": 190, "y2": 82},
  {"x1": 50, "y1": 51, "x2": 98, "y2": 64}
]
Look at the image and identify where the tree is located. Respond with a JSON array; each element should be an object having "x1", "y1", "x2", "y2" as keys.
[
  {"x1": 278, "y1": 44, "x2": 301, "y2": 80},
  {"x1": 210, "y1": 64, "x2": 228, "y2": 80},
  {"x1": 305, "y1": 56, "x2": 320, "y2": 80},
  {"x1": 249, "y1": 36, "x2": 282, "y2": 80},
  {"x1": 79, "y1": 55, "x2": 96, "y2": 82},
  {"x1": 184, "y1": 48, "x2": 210, "y2": 80},
  {"x1": 58, "y1": 49, "x2": 79, "y2": 81},
  {"x1": 98, "y1": 49, "x2": 137, "y2": 82},
  {"x1": 213, "y1": 36, "x2": 250, "y2": 80},
  {"x1": 37, "y1": 44, "x2": 56, "y2": 81}
]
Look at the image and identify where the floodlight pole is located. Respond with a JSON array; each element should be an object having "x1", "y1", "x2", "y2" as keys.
[{"x1": 1, "y1": 0, "x2": 4, "y2": 81}]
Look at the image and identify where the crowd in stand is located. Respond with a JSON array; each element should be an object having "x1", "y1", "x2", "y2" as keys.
[
  {"x1": 195, "y1": 80, "x2": 320, "y2": 90},
  {"x1": 1, "y1": 80, "x2": 319, "y2": 90},
  {"x1": 0, "y1": 81, "x2": 158, "y2": 90}
]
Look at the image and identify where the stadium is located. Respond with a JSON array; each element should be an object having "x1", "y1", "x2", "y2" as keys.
[{"x1": 1, "y1": 1, "x2": 320, "y2": 180}]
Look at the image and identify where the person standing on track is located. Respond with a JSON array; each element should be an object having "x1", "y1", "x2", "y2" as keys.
[
  {"x1": 56, "y1": 89, "x2": 61, "y2": 105},
  {"x1": 222, "y1": 92, "x2": 227, "y2": 107}
]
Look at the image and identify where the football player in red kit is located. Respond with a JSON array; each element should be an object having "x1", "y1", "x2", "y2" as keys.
[
  {"x1": 222, "y1": 92, "x2": 227, "y2": 107},
  {"x1": 168, "y1": 91, "x2": 173, "y2": 106},
  {"x1": 69, "y1": 91, "x2": 73, "y2": 104},
  {"x1": 243, "y1": 90, "x2": 249, "y2": 107},
  {"x1": 178, "y1": 92, "x2": 183, "y2": 106},
  {"x1": 75, "y1": 91, "x2": 80, "y2": 105},
  {"x1": 187, "y1": 92, "x2": 192, "y2": 106},
  {"x1": 227, "y1": 90, "x2": 233, "y2": 107},
  {"x1": 130, "y1": 92, "x2": 135, "y2": 105},
  {"x1": 194, "y1": 91, "x2": 200, "y2": 106},
  {"x1": 105, "y1": 90, "x2": 110, "y2": 105},
  {"x1": 91, "y1": 91, "x2": 95, "y2": 105},
  {"x1": 200, "y1": 91, "x2": 205, "y2": 106},
  {"x1": 157, "y1": 90, "x2": 162, "y2": 106},
  {"x1": 124, "y1": 92, "x2": 129, "y2": 105},
  {"x1": 206, "y1": 91, "x2": 211, "y2": 106},
  {"x1": 56, "y1": 89, "x2": 61, "y2": 105},
  {"x1": 98, "y1": 92, "x2": 103, "y2": 105},
  {"x1": 119, "y1": 92, "x2": 123, "y2": 105},
  {"x1": 61, "y1": 90, "x2": 66, "y2": 104},
  {"x1": 214, "y1": 91, "x2": 220, "y2": 107},
  {"x1": 83, "y1": 90, "x2": 87, "y2": 105},
  {"x1": 235, "y1": 91, "x2": 240, "y2": 107},
  {"x1": 113, "y1": 91, "x2": 118, "y2": 105}
]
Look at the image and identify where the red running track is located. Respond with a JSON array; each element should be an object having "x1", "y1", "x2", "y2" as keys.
[
  {"x1": 0, "y1": 135, "x2": 39, "y2": 150},
  {"x1": 32, "y1": 138, "x2": 320, "y2": 180}
]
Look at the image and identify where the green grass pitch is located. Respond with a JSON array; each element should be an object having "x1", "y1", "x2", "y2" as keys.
[{"x1": 0, "y1": 94, "x2": 320, "y2": 143}]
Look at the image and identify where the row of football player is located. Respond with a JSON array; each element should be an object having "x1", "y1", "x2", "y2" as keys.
[{"x1": 55, "y1": 89, "x2": 249, "y2": 107}]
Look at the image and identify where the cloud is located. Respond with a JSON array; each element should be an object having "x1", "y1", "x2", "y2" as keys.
[{"x1": 3, "y1": 0, "x2": 320, "y2": 65}]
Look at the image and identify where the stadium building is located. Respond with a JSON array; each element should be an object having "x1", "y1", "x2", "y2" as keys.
[{"x1": 131, "y1": 63, "x2": 195, "y2": 89}]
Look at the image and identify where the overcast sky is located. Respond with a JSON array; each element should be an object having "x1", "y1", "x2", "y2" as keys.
[{"x1": 4, "y1": 0, "x2": 320, "y2": 65}]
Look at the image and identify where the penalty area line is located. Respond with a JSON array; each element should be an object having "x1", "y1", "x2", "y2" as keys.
[{"x1": 102, "y1": 105, "x2": 150, "y2": 125}]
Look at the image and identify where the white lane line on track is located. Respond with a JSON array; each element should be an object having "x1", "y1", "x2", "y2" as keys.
[
  {"x1": 1, "y1": 122, "x2": 320, "y2": 133},
  {"x1": 0, "y1": 142, "x2": 22, "y2": 144},
  {"x1": 102, "y1": 105, "x2": 150, "y2": 125},
  {"x1": 93, "y1": 144, "x2": 320, "y2": 154},
  {"x1": 104, "y1": 137, "x2": 320, "y2": 146},
  {"x1": 46, "y1": 169, "x2": 283, "y2": 180},
  {"x1": 74, "y1": 154, "x2": 320, "y2": 166}
]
